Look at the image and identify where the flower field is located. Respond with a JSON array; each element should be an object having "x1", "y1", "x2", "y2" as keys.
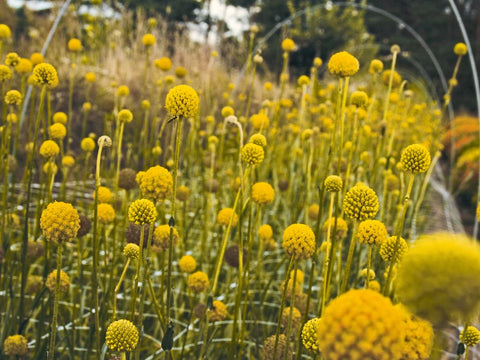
[{"x1": 0, "y1": 3, "x2": 479, "y2": 360}]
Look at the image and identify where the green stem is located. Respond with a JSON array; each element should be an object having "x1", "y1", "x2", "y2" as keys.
[
  {"x1": 47, "y1": 243, "x2": 63, "y2": 360},
  {"x1": 340, "y1": 221, "x2": 359, "y2": 294},
  {"x1": 113, "y1": 259, "x2": 130, "y2": 320},
  {"x1": 319, "y1": 193, "x2": 335, "y2": 315}
]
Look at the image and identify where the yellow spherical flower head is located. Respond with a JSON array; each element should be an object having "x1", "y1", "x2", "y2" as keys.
[
  {"x1": 46, "y1": 270, "x2": 71, "y2": 293},
  {"x1": 5, "y1": 89, "x2": 22, "y2": 105},
  {"x1": 343, "y1": 182, "x2": 379, "y2": 221},
  {"x1": 322, "y1": 217, "x2": 348, "y2": 240},
  {"x1": 3, "y1": 334, "x2": 28, "y2": 356},
  {"x1": 117, "y1": 85, "x2": 129, "y2": 97},
  {"x1": 30, "y1": 52, "x2": 44, "y2": 65},
  {"x1": 43, "y1": 161, "x2": 57, "y2": 175},
  {"x1": 217, "y1": 207, "x2": 238, "y2": 227},
  {"x1": 40, "y1": 201, "x2": 80, "y2": 243},
  {"x1": 128, "y1": 199, "x2": 157, "y2": 225},
  {"x1": 258, "y1": 224, "x2": 273, "y2": 240},
  {"x1": 396, "y1": 305, "x2": 434, "y2": 360},
  {"x1": 454, "y1": 42, "x2": 468, "y2": 56},
  {"x1": 0, "y1": 24, "x2": 11, "y2": 39},
  {"x1": 118, "y1": 109, "x2": 133, "y2": 123},
  {"x1": 154, "y1": 57, "x2": 172, "y2": 71},
  {"x1": 123, "y1": 243, "x2": 140, "y2": 260},
  {"x1": 461, "y1": 326, "x2": 480, "y2": 347},
  {"x1": 386, "y1": 173, "x2": 399, "y2": 191},
  {"x1": 251, "y1": 182, "x2": 275, "y2": 205},
  {"x1": 85, "y1": 71, "x2": 96, "y2": 83},
  {"x1": 250, "y1": 113, "x2": 269, "y2": 130},
  {"x1": 187, "y1": 271, "x2": 210, "y2": 293},
  {"x1": 97, "y1": 203, "x2": 115, "y2": 224},
  {"x1": 249, "y1": 133, "x2": 267, "y2": 147},
  {"x1": 357, "y1": 219, "x2": 387, "y2": 246},
  {"x1": 62, "y1": 155, "x2": 75, "y2": 168},
  {"x1": 67, "y1": 38, "x2": 82, "y2": 52},
  {"x1": 400, "y1": 144, "x2": 431, "y2": 173},
  {"x1": 81, "y1": 137, "x2": 95, "y2": 152},
  {"x1": 5, "y1": 52, "x2": 20, "y2": 66},
  {"x1": 241, "y1": 143, "x2": 264, "y2": 166},
  {"x1": 382, "y1": 70, "x2": 402, "y2": 87},
  {"x1": 15, "y1": 58, "x2": 32, "y2": 74},
  {"x1": 94, "y1": 186, "x2": 113, "y2": 203},
  {"x1": 324, "y1": 175, "x2": 342, "y2": 192},
  {"x1": 48, "y1": 123, "x2": 66, "y2": 140},
  {"x1": 179, "y1": 255, "x2": 196, "y2": 273},
  {"x1": 317, "y1": 289, "x2": 405, "y2": 360},
  {"x1": 307, "y1": 204, "x2": 319, "y2": 220},
  {"x1": 209, "y1": 300, "x2": 228, "y2": 322},
  {"x1": 380, "y1": 236, "x2": 408, "y2": 262},
  {"x1": 138, "y1": 165, "x2": 173, "y2": 202},
  {"x1": 297, "y1": 75, "x2": 309, "y2": 86},
  {"x1": 32, "y1": 63, "x2": 58, "y2": 87},
  {"x1": 0, "y1": 64, "x2": 12, "y2": 82},
  {"x1": 39, "y1": 140, "x2": 60, "y2": 158},
  {"x1": 153, "y1": 224, "x2": 179, "y2": 251},
  {"x1": 176, "y1": 185, "x2": 190, "y2": 202},
  {"x1": 174, "y1": 66, "x2": 187, "y2": 78},
  {"x1": 281, "y1": 38, "x2": 295, "y2": 52},
  {"x1": 281, "y1": 306, "x2": 302, "y2": 332},
  {"x1": 142, "y1": 33, "x2": 156, "y2": 46},
  {"x1": 221, "y1": 105, "x2": 234, "y2": 117},
  {"x1": 369, "y1": 59, "x2": 384, "y2": 74},
  {"x1": 262, "y1": 334, "x2": 293, "y2": 360},
  {"x1": 302, "y1": 318, "x2": 321, "y2": 354},
  {"x1": 396, "y1": 232, "x2": 480, "y2": 327},
  {"x1": 328, "y1": 51, "x2": 359, "y2": 77},
  {"x1": 106, "y1": 319, "x2": 139, "y2": 352},
  {"x1": 350, "y1": 90, "x2": 368, "y2": 107},
  {"x1": 165, "y1": 84, "x2": 199, "y2": 118},
  {"x1": 282, "y1": 223, "x2": 315, "y2": 260}
]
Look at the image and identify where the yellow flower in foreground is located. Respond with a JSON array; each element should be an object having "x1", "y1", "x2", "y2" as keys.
[
  {"x1": 165, "y1": 84, "x2": 199, "y2": 118},
  {"x1": 282, "y1": 223, "x2": 315, "y2": 260},
  {"x1": 106, "y1": 319, "x2": 139, "y2": 352},
  {"x1": 40, "y1": 201, "x2": 80, "y2": 243},
  {"x1": 328, "y1": 51, "x2": 359, "y2": 77}
]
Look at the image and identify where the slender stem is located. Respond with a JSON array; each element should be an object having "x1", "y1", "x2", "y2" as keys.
[
  {"x1": 130, "y1": 228, "x2": 145, "y2": 319},
  {"x1": 340, "y1": 221, "x2": 359, "y2": 294},
  {"x1": 320, "y1": 193, "x2": 335, "y2": 315},
  {"x1": 365, "y1": 246, "x2": 373, "y2": 288},
  {"x1": 47, "y1": 243, "x2": 63, "y2": 360},
  {"x1": 113, "y1": 259, "x2": 131, "y2": 320}
]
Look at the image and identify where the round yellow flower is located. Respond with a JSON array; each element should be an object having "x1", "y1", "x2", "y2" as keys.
[
  {"x1": 187, "y1": 271, "x2": 210, "y2": 293},
  {"x1": 62, "y1": 155, "x2": 75, "y2": 168},
  {"x1": 369, "y1": 59, "x2": 384, "y2": 74},
  {"x1": 221, "y1": 106, "x2": 234, "y2": 117},
  {"x1": 241, "y1": 143, "x2": 264, "y2": 165},
  {"x1": 400, "y1": 144, "x2": 431, "y2": 173},
  {"x1": 0, "y1": 65, "x2": 12, "y2": 82},
  {"x1": 282, "y1": 223, "x2": 315, "y2": 260},
  {"x1": 5, "y1": 52, "x2": 19, "y2": 66},
  {"x1": 53, "y1": 112, "x2": 68, "y2": 125},
  {"x1": 249, "y1": 133, "x2": 267, "y2": 147},
  {"x1": 217, "y1": 208, "x2": 238, "y2": 227},
  {"x1": 258, "y1": 224, "x2": 273, "y2": 240},
  {"x1": 380, "y1": 236, "x2": 408, "y2": 262},
  {"x1": 154, "y1": 57, "x2": 172, "y2": 71},
  {"x1": 3, "y1": 334, "x2": 28, "y2": 356},
  {"x1": 106, "y1": 319, "x2": 139, "y2": 352},
  {"x1": 128, "y1": 199, "x2": 157, "y2": 225},
  {"x1": 350, "y1": 90, "x2": 368, "y2": 107},
  {"x1": 250, "y1": 113, "x2": 269, "y2": 130},
  {"x1": 179, "y1": 255, "x2": 196, "y2": 273},
  {"x1": 209, "y1": 300, "x2": 228, "y2": 322},
  {"x1": 396, "y1": 232, "x2": 480, "y2": 326},
  {"x1": 118, "y1": 109, "x2": 133, "y2": 123},
  {"x1": 85, "y1": 72, "x2": 96, "y2": 83},
  {"x1": 138, "y1": 165, "x2": 173, "y2": 202},
  {"x1": 302, "y1": 318, "x2": 321, "y2": 354},
  {"x1": 94, "y1": 186, "x2": 113, "y2": 203},
  {"x1": 49, "y1": 123, "x2": 66, "y2": 140},
  {"x1": 176, "y1": 185, "x2": 190, "y2": 202},
  {"x1": 281, "y1": 306, "x2": 302, "y2": 333},
  {"x1": 174, "y1": 66, "x2": 187, "y2": 78},
  {"x1": 328, "y1": 51, "x2": 359, "y2": 77},
  {"x1": 123, "y1": 243, "x2": 140, "y2": 260},
  {"x1": 153, "y1": 224, "x2": 179, "y2": 251},
  {"x1": 317, "y1": 289, "x2": 405, "y2": 360},
  {"x1": 396, "y1": 305, "x2": 434, "y2": 360},
  {"x1": 0, "y1": 24, "x2": 11, "y2": 39},
  {"x1": 165, "y1": 84, "x2": 199, "y2": 118},
  {"x1": 262, "y1": 334, "x2": 293, "y2": 360},
  {"x1": 357, "y1": 220, "x2": 387, "y2": 246},
  {"x1": 142, "y1": 33, "x2": 156, "y2": 46},
  {"x1": 454, "y1": 42, "x2": 468, "y2": 56},
  {"x1": 32, "y1": 63, "x2": 58, "y2": 87},
  {"x1": 322, "y1": 217, "x2": 348, "y2": 240},
  {"x1": 4, "y1": 90, "x2": 22, "y2": 105},
  {"x1": 81, "y1": 137, "x2": 95, "y2": 152},
  {"x1": 251, "y1": 182, "x2": 275, "y2": 205},
  {"x1": 461, "y1": 326, "x2": 480, "y2": 347},
  {"x1": 40, "y1": 201, "x2": 80, "y2": 243},
  {"x1": 30, "y1": 52, "x2": 44, "y2": 65},
  {"x1": 39, "y1": 140, "x2": 60, "y2": 158},
  {"x1": 67, "y1": 38, "x2": 82, "y2": 52},
  {"x1": 281, "y1": 38, "x2": 295, "y2": 52},
  {"x1": 324, "y1": 175, "x2": 342, "y2": 192},
  {"x1": 15, "y1": 58, "x2": 32, "y2": 74},
  {"x1": 343, "y1": 182, "x2": 379, "y2": 221},
  {"x1": 117, "y1": 85, "x2": 129, "y2": 97},
  {"x1": 382, "y1": 70, "x2": 402, "y2": 87},
  {"x1": 46, "y1": 270, "x2": 71, "y2": 293}
]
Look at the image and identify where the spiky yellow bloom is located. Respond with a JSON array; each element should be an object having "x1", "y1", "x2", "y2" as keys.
[
  {"x1": 328, "y1": 51, "x2": 359, "y2": 77},
  {"x1": 258, "y1": 224, "x2": 273, "y2": 240},
  {"x1": 46, "y1": 270, "x2": 71, "y2": 293},
  {"x1": 302, "y1": 318, "x2": 321, "y2": 354},
  {"x1": 153, "y1": 224, "x2": 179, "y2": 251},
  {"x1": 118, "y1": 109, "x2": 133, "y2": 123},
  {"x1": 250, "y1": 113, "x2": 269, "y2": 130},
  {"x1": 154, "y1": 57, "x2": 172, "y2": 71},
  {"x1": 209, "y1": 300, "x2": 228, "y2": 322},
  {"x1": 179, "y1": 255, "x2": 196, "y2": 273},
  {"x1": 138, "y1": 165, "x2": 173, "y2": 202},
  {"x1": 0, "y1": 65, "x2": 12, "y2": 82},
  {"x1": 5, "y1": 52, "x2": 19, "y2": 66},
  {"x1": 282, "y1": 223, "x2": 315, "y2": 260},
  {"x1": 123, "y1": 243, "x2": 140, "y2": 260},
  {"x1": 298, "y1": 75, "x2": 309, "y2": 86},
  {"x1": 3, "y1": 335, "x2": 28, "y2": 356},
  {"x1": 48, "y1": 123, "x2": 66, "y2": 140},
  {"x1": 322, "y1": 217, "x2": 348, "y2": 240},
  {"x1": 142, "y1": 33, "x2": 156, "y2": 46},
  {"x1": 249, "y1": 133, "x2": 267, "y2": 147},
  {"x1": 400, "y1": 144, "x2": 431, "y2": 173},
  {"x1": 221, "y1": 106, "x2": 234, "y2": 117},
  {"x1": 187, "y1": 271, "x2": 210, "y2": 293},
  {"x1": 382, "y1": 70, "x2": 402, "y2": 87},
  {"x1": 106, "y1": 319, "x2": 139, "y2": 352},
  {"x1": 40, "y1": 201, "x2": 80, "y2": 243},
  {"x1": 15, "y1": 58, "x2": 32, "y2": 74},
  {"x1": 251, "y1": 182, "x2": 275, "y2": 205},
  {"x1": 281, "y1": 38, "x2": 295, "y2": 52},
  {"x1": 262, "y1": 334, "x2": 293, "y2": 360},
  {"x1": 217, "y1": 208, "x2": 238, "y2": 227},
  {"x1": 97, "y1": 203, "x2": 115, "y2": 224},
  {"x1": 0, "y1": 24, "x2": 11, "y2": 39},
  {"x1": 81, "y1": 137, "x2": 95, "y2": 152},
  {"x1": 343, "y1": 183, "x2": 379, "y2": 221},
  {"x1": 67, "y1": 38, "x2": 82, "y2": 52},
  {"x1": 241, "y1": 143, "x2": 264, "y2": 165},
  {"x1": 317, "y1": 289, "x2": 405, "y2": 360},
  {"x1": 396, "y1": 232, "x2": 480, "y2": 326},
  {"x1": 350, "y1": 90, "x2": 368, "y2": 107},
  {"x1": 128, "y1": 199, "x2": 157, "y2": 225},
  {"x1": 32, "y1": 63, "x2": 58, "y2": 87},
  {"x1": 4, "y1": 90, "x2": 22, "y2": 105},
  {"x1": 39, "y1": 140, "x2": 60, "y2": 158},
  {"x1": 165, "y1": 84, "x2": 199, "y2": 118},
  {"x1": 357, "y1": 220, "x2": 387, "y2": 246},
  {"x1": 380, "y1": 236, "x2": 408, "y2": 262},
  {"x1": 461, "y1": 326, "x2": 480, "y2": 347},
  {"x1": 454, "y1": 42, "x2": 468, "y2": 56},
  {"x1": 324, "y1": 175, "x2": 342, "y2": 192}
]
